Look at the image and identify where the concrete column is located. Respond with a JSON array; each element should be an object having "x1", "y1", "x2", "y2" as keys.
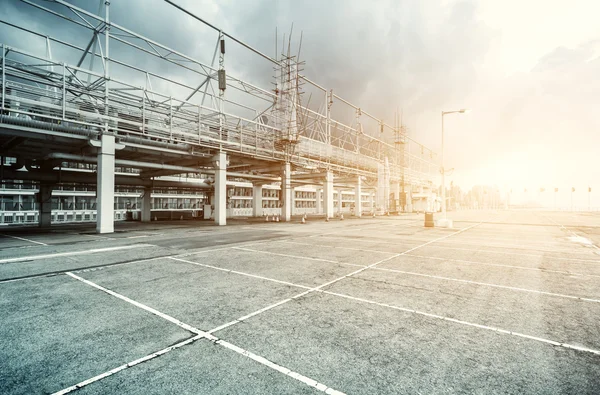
[
  {"x1": 337, "y1": 189, "x2": 343, "y2": 214},
  {"x1": 252, "y1": 184, "x2": 263, "y2": 217},
  {"x1": 323, "y1": 171, "x2": 334, "y2": 219},
  {"x1": 38, "y1": 183, "x2": 53, "y2": 227},
  {"x1": 355, "y1": 177, "x2": 362, "y2": 217},
  {"x1": 316, "y1": 188, "x2": 323, "y2": 214},
  {"x1": 141, "y1": 187, "x2": 152, "y2": 222},
  {"x1": 280, "y1": 162, "x2": 292, "y2": 221},
  {"x1": 213, "y1": 151, "x2": 227, "y2": 225},
  {"x1": 406, "y1": 185, "x2": 413, "y2": 212},
  {"x1": 96, "y1": 134, "x2": 116, "y2": 233}
]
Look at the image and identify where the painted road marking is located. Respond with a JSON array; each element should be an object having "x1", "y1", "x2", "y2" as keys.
[
  {"x1": 1, "y1": 234, "x2": 48, "y2": 246},
  {"x1": 0, "y1": 244, "x2": 155, "y2": 264},
  {"x1": 233, "y1": 247, "x2": 365, "y2": 268},
  {"x1": 318, "y1": 235, "x2": 600, "y2": 263},
  {"x1": 169, "y1": 256, "x2": 313, "y2": 290},
  {"x1": 366, "y1": 266, "x2": 600, "y2": 303},
  {"x1": 172, "y1": 224, "x2": 600, "y2": 357},
  {"x1": 404, "y1": 254, "x2": 600, "y2": 278},
  {"x1": 321, "y1": 289, "x2": 600, "y2": 356},
  {"x1": 61, "y1": 272, "x2": 345, "y2": 395}
]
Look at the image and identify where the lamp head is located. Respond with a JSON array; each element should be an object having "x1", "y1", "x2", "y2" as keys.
[{"x1": 459, "y1": 109, "x2": 470, "y2": 114}]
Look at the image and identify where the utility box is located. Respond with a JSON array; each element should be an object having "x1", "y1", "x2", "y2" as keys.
[{"x1": 424, "y1": 212, "x2": 434, "y2": 227}]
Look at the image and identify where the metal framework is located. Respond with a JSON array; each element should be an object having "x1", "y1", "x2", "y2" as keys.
[{"x1": 0, "y1": 0, "x2": 437, "y2": 186}]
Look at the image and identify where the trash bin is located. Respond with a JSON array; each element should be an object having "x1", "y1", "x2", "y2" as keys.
[{"x1": 424, "y1": 212, "x2": 434, "y2": 227}]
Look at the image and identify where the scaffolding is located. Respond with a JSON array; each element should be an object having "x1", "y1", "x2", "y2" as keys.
[{"x1": 0, "y1": 0, "x2": 438, "y2": 187}]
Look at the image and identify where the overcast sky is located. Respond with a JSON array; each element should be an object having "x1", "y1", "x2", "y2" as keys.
[{"x1": 2, "y1": 0, "x2": 599, "y2": 206}]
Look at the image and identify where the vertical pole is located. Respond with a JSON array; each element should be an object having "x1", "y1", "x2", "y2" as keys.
[
  {"x1": 355, "y1": 177, "x2": 362, "y2": 217},
  {"x1": 104, "y1": 0, "x2": 110, "y2": 135},
  {"x1": 169, "y1": 96, "x2": 173, "y2": 140},
  {"x1": 213, "y1": 151, "x2": 227, "y2": 225},
  {"x1": 281, "y1": 162, "x2": 291, "y2": 221},
  {"x1": 323, "y1": 171, "x2": 334, "y2": 219},
  {"x1": 1, "y1": 44, "x2": 5, "y2": 110},
  {"x1": 441, "y1": 112, "x2": 446, "y2": 219},
  {"x1": 142, "y1": 90, "x2": 146, "y2": 135},
  {"x1": 62, "y1": 63, "x2": 66, "y2": 119},
  {"x1": 218, "y1": 31, "x2": 225, "y2": 149},
  {"x1": 326, "y1": 90, "x2": 332, "y2": 145}
]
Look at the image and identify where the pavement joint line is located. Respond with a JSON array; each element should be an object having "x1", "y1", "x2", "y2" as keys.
[
  {"x1": 59, "y1": 272, "x2": 345, "y2": 395},
  {"x1": 169, "y1": 257, "x2": 313, "y2": 290},
  {"x1": 0, "y1": 244, "x2": 156, "y2": 264},
  {"x1": 232, "y1": 247, "x2": 365, "y2": 268},
  {"x1": 318, "y1": 235, "x2": 600, "y2": 262},
  {"x1": 403, "y1": 253, "x2": 600, "y2": 279},
  {"x1": 319, "y1": 289, "x2": 600, "y2": 356},
  {"x1": 0, "y1": 233, "x2": 49, "y2": 246},
  {"x1": 365, "y1": 266, "x2": 600, "y2": 303}
]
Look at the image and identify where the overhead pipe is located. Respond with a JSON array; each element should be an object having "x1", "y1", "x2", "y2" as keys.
[{"x1": 45, "y1": 153, "x2": 281, "y2": 182}]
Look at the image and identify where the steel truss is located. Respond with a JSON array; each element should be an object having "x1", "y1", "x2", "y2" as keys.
[{"x1": 0, "y1": 0, "x2": 437, "y2": 186}]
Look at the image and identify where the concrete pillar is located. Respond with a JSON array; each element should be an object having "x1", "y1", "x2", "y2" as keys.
[
  {"x1": 38, "y1": 183, "x2": 53, "y2": 227},
  {"x1": 96, "y1": 134, "x2": 116, "y2": 233},
  {"x1": 392, "y1": 182, "x2": 400, "y2": 212},
  {"x1": 213, "y1": 151, "x2": 227, "y2": 225},
  {"x1": 316, "y1": 188, "x2": 323, "y2": 214},
  {"x1": 141, "y1": 187, "x2": 152, "y2": 222},
  {"x1": 337, "y1": 189, "x2": 343, "y2": 214},
  {"x1": 280, "y1": 162, "x2": 292, "y2": 221},
  {"x1": 355, "y1": 177, "x2": 362, "y2": 217},
  {"x1": 252, "y1": 184, "x2": 263, "y2": 217},
  {"x1": 323, "y1": 171, "x2": 334, "y2": 219},
  {"x1": 406, "y1": 185, "x2": 413, "y2": 212}
]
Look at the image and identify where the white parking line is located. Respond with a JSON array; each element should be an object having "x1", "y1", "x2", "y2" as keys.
[
  {"x1": 0, "y1": 244, "x2": 155, "y2": 264},
  {"x1": 61, "y1": 272, "x2": 345, "y2": 395},
  {"x1": 317, "y1": 235, "x2": 600, "y2": 263},
  {"x1": 169, "y1": 257, "x2": 313, "y2": 290},
  {"x1": 366, "y1": 266, "x2": 600, "y2": 303},
  {"x1": 1, "y1": 233, "x2": 48, "y2": 246},
  {"x1": 321, "y1": 290, "x2": 600, "y2": 356},
  {"x1": 404, "y1": 254, "x2": 600, "y2": 278},
  {"x1": 232, "y1": 247, "x2": 365, "y2": 268},
  {"x1": 169, "y1": 234, "x2": 600, "y2": 357},
  {"x1": 278, "y1": 240, "x2": 393, "y2": 254}
]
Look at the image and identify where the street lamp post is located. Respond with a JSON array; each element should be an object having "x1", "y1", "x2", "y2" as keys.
[{"x1": 441, "y1": 109, "x2": 468, "y2": 224}]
